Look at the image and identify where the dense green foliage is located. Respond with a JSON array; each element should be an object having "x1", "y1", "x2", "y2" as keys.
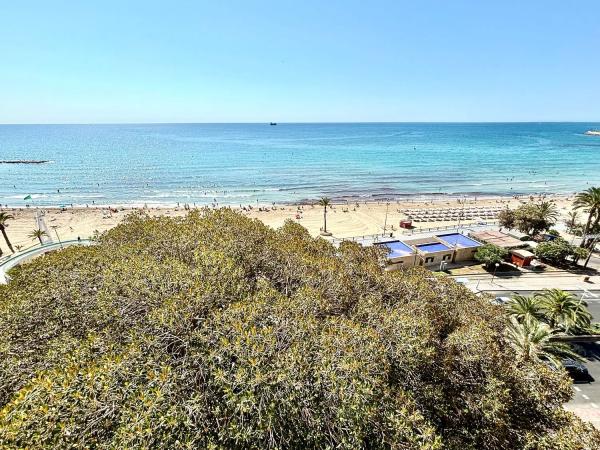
[
  {"x1": 534, "y1": 289, "x2": 593, "y2": 334},
  {"x1": 507, "y1": 289, "x2": 595, "y2": 348},
  {"x1": 574, "y1": 187, "x2": 600, "y2": 248},
  {"x1": 504, "y1": 289, "x2": 597, "y2": 370},
  {"x1": 534, "y1": 238, "x2": 588, "y2": 266},
  {"x1": 0, "y1": 210, "x2": 598, "y2": 449},
  {"x1": 474, "y1": 244, "x2": 508, "y2": 268},
  {"x1": 498, "y1": 202, "x2": 558, "y2": 236},
  {"x1": 505, "y1": 317, "x2": 581, "y2": 368}
]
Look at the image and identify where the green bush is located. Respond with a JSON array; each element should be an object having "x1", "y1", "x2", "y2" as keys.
[
  {"x1": 0, "y1": 210, "x2": 598, "y2": 448},
  {"x1": 474, "y1": 244, "x2": 509, "y2": 268},
  {"x1": 499, "y1": 202, "x2": 558, "y2": 236},
  {"x1": 534, "y1": 238, "x2": 589, "y2": 266}
]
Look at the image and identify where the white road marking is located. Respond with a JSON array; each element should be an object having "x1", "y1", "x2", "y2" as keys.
[
  {"x1": 574, "y1": 386, "x2": 581, "y2": 392},
  {"x1": 582, "y1": 394, "x2": 590, "y2": 400}
]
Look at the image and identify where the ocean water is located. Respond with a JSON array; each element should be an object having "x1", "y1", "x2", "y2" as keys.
[{"x1": 1, "y1": 122, "x2": 599, "y2": 207}]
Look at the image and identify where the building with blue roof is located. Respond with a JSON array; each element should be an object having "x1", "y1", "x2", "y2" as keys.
[{"x1": 375, "y1": 231, "x2": 482, "y2": 270}]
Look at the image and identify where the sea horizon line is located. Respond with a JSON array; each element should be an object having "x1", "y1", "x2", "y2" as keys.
[{"x1": 1, "y1": 121, "x2": 600, "y2": 126}]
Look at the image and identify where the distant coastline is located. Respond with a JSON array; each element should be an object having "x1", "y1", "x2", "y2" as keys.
[{"x1": 0, "y1": 160, "x2": 49, "y2": 164}]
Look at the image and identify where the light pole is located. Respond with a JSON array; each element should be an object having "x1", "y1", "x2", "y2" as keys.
[
  {"x1": 491, "y1": 262, "x2": 500, "y2": 285},
  {"x1": 383, "y1": 202, "x2": 390, "y2": 236},
  {"x1": 457, "y1": 195, "x2": 466, "y2": 229},
  {"x1": 51, "y1": 225, "x2": 63, "y2": 249}
]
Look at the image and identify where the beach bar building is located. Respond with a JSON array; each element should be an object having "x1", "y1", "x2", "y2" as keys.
[
  {"x1": 436, "y1": 232, "x2": 482, "y2": 262},
  {"x1": 376, "y1": 231, "x2": 482, "y2": 270},
  {"x1": 376, "y1": 240, "x2": 417, "y2": 270},
  {"x1": 403, "y1": 237, "x2": 454, "y2": 267}
]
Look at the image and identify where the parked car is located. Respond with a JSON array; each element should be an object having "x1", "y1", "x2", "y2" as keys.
[
  {"x1": 562, "y1": 358, "x2": 591, "y2": 382},
  {"x1": 491, "y1": 296, "x2": 510, "y2": 305}
]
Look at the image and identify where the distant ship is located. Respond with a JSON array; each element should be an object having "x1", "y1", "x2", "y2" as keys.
[{"x1": 270, "y1": 122, "x2": 277, "y2": 126}]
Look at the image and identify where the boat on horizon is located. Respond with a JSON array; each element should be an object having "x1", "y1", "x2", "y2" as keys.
[{"x1": 270, "y1": 122, "x2": 277, "y2": 126}]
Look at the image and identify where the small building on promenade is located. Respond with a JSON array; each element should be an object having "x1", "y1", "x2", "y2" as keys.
[
  {"x1": 375, "y1": 240, "x2": 418, "y2": 270},
  {"x1": 436, "y1": 232, "x2": 482, "y2": 262},
  {"x1": 376, "y1": 232, "x2": 482, "y2": 270},
  {"x1": 402, "y1": 237, "x2": 454, "y2": 267},
  {"x1": 510, "y1": 249, "x2": 535, "y2": 267}
]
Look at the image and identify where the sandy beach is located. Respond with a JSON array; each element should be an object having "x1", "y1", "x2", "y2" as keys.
[{"x1": 0, "y1": 194, "x2": 576, "y2": 255}]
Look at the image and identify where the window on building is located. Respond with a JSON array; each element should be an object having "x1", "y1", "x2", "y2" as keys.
[
  {"x1": 425, "y1": 257, "x2": 434, "y2": 264},
  {"x1": 443, "y1": 254, "x2": 451, "y2": 261}
]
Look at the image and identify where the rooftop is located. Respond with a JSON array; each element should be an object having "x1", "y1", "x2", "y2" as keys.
[
  {"x1": 469, "y1": 230, "x2": 524, "y2": 249},
  {"x1": 376, "y1": 240, "x2": 414, "y2": 258},
  {"x1": 416, "y1": 242, "x2": 450, "y2": 253},
  {"x1": 511, "y1": 249, "x2": 535, "y2": 258},
  {"x1": 437, "y1": 232, "x2": 481, "y2": 248}
]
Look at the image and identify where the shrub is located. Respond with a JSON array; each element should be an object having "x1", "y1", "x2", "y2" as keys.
[
  {"x1": 534, "y1": 238, "x2": 589, "y2": 266},
  {"x1": 0, "y1": 210, "x2": 598, "y2": 448},
  {"x1": 500, "y1": 202, "x2": 558, "y2": 236},
  {"x1": 498, "y1": 209, "x2": 515, "y2": 229},
  {"x1": 474, "y1": 244, "x2": 509, "y2": 268}
]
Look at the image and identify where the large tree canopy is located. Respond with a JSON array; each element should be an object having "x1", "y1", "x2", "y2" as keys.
[{"x1": 0, "y1": 210, "x2": 598, "y2": 449}]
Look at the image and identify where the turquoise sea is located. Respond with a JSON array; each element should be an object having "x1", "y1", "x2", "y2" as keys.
[{"x1": 1, "y1": 123, "x2": 599, "y2": 207}]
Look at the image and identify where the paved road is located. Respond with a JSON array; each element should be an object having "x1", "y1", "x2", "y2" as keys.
[{"x1": 564, "y1": 342, "x2": 600, "y2": 429}]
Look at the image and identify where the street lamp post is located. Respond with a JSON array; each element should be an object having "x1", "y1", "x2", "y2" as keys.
[
  {"x1": 457, "y1": 196, "x2": 463, "y2": 229},
  {"x1": 383, "y1": 202, "x2": 390, "y2": 236},
  {"x1": 51, "y1": 225, "x2": 63, "y2": 249},
  {"x1": 491, "y1": 262, "x2": 500, "y2": 285}
]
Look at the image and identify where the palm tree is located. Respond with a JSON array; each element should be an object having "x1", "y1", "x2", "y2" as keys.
[
  {"x1": 506, "y1": 295, "x2": 544, "y2": 324},
  {"x1": 505, "y1": 317, "x2": 583, "y2": 368},
  {"x1": 29, "y1": 229, "x2": 48, "y2": 245},
  {"x1": 536, "y1": 201, "x2": 559, "y2": 224},
  {"x1": 574, "y1": 187, "x2": 600, "y2": 248},
  {"x1": 564, "y1": 210, "x2": 579, "y2": 234},
  {"x1": 0, "y1": 212, "x2": 15, "y2": 255},
  {"x1": 317, "y1": 197, "x2": 331, "y2": 235},
  {"x1": 535, "y1": 289, "x2": 592, "y2": 333}
]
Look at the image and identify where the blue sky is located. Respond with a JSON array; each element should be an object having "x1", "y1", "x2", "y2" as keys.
[{"x1": 1, "y1": 1, "x2": 599, "y2": 123}]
